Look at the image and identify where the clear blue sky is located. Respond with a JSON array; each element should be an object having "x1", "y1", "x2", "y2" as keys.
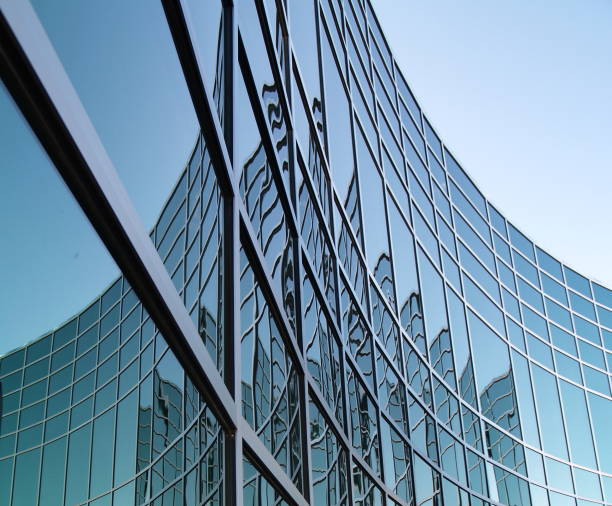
[{"x1": 373, "y1": 0, "x2": 612, "y2": 288}]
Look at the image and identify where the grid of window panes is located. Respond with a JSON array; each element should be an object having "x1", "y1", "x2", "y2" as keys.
[
  {"x1": 1, "y1": 0, "x2": 612, "y2": 505},
  {"x1": 0, "y1": 135, "x2": 225, "y2": 506}
]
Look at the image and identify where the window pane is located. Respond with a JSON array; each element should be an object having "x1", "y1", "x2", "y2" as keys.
[
  {"x1": 31, "y1": 0, "x2": 226, "y2": 374},
  {"x1": 468, "y1": 312, "x2": 520, "y2": 436},
  {"x1": 0, "y1": 81, "x2": 223, "y2": 506},
  {"x1": 532, "y1": 364, "x2": 568, "y2": 460}
]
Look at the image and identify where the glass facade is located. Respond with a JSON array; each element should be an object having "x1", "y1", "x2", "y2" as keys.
[{"x1": 0, "y1": 0, "x2": 611, "y2": 505}]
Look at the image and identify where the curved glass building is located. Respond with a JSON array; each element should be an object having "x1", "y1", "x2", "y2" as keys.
[{"x1": 0, "y1": 0, "x2": 610, "y2": 505}]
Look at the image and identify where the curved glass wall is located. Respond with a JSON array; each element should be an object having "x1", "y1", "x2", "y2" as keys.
[{"x1": 1, "y1": 0, "x2": 611, "y2": 505}]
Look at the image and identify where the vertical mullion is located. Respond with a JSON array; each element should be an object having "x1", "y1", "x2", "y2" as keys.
[{"x1": 225, "y1": 1, "x2": 243, "y2": 505}]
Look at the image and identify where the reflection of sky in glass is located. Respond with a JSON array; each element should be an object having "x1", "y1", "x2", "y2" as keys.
[
  {"x1": 468, "y1": 310, "x2": 510, "y2": 394},
  {"x1": 31, "y1": 0, "x2": 198, "y2": 231},
  {"x1": 0, "y1": 85, "x2": 118, "y2": 356},
  {"x1": 0, "y1": 0, "x2": 202, "y2": 355}
]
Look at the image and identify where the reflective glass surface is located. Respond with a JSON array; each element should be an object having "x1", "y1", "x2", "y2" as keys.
[{"x1": 3, "y1": 0, "x2": 612, "y2": 505}]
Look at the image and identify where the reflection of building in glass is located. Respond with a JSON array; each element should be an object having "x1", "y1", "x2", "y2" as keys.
[
  {"x1": 2, "y1": 0, "x2": 612, "y2": 505},
  {"x1": 0, "y1": 127, "x2": 225, "y2": 505}
]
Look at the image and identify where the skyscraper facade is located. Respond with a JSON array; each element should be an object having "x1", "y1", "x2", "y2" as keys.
[{"x1": 0, "y1": 0, "x2": 611, "y2": 505}]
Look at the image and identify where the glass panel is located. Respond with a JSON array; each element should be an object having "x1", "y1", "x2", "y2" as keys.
[
  {"x1": 302, "y1": 273, "x2": 344, "y2": 425},
  {"x1": 309, "y1": 400, "x2": 349, "y2": 505},
  {"x1": 532, "y1": 364, "x2": 569, "y2": 460},
  {"x1": 525, "y1": 448, "x2": 545, "y2": 483},
  {"x1": 381, "y1": 418, "x2": 414, "y2": 503},
  {"x1": 447, "y1": 288, "x2": 477, "y2": 408},
  {"x1": 239, "y1": 248, "x2": 303, "y2": 490},
  {"x1": 31, "y1": 0, "x2": 198, "y2": 230},
  {"x1": 464, "y1": 277, "x2": 504, "y2": 335},
  {"x1": 542, "y1": 273, "x2": 568, "y2": 305},
  {"x1": 511, "y1": 350, "x2": 540, "y2": 448},
  {"x1": 537, "y1": 248, "x2": 563, "y2": 281},
  {"x1": 321, "y1": 19, "x2": 354, "y2": 201},
  {"x1": 417, "y1": 248, "x2": 449, "y2": 349},
  {"x1": 376, "y1": 347, "x2": 408, "y2": 434},
  {"x1": 357, "y1": 129, "x2": 394, "y2": 301},
  {"x1": 555, "y1": 351, "x2": 582, "y2": 383},
  {"x1": 347, "y1": 364, "x2": 381, "y2": 475},
  {"x1": 243, "y1": 456, "x2": 290, "y2": 506},
  {"x1": 508, "y1": 224, "x2": 535, "y2": 262},
  {"x1": 90, "y1": 408, "x2": 116, "y2": 497},
  {"x1": 388, "y1": 196, "x2": 419, "y2": 330},
  {"x1": 445, "y1": 150, "x2": 486, "y2": 216},
  {"x1": 13, "y1": 448, "x2": 41, "y2": 505},
  {"x1": 564, "y1": 267, "x2": 591, "y2": 298},
  {"x1": 33, "y1": 0, "x2": 227, "y2": 373},
  {"x1": 593, "y1": 282, "x2": 612, "y2": 308},
  {"x1": 413, "y1": 454, "x2": 442, "y2": 506},
  {"x1": 236, "y1": 70, "x2": 296, "y2": 331},
  {"x1": 546, "y1": 457, "x2": 574, "y2": 494},
  {"x1": 114, "y1": 389, "x2": 138, "y2": 486},
  {"x1": 0, "y1": 82, "x2": 223, "y2": 505},
  {"x1": 182, "y1": 0, "x2": 225, "y2": 126},
  {"x1": 352, "y1": 462, "x2": 384, "y2": 505},
  {"x1": 468, "y1": 311, "x2": 520, "y2": 436},
  {"x1": 574, "y1": 467, "x2": 602, "y2": 501},
  {"x1": 438, "y1": 427, "x2": 467, "y2": 485},
  {"x1": 588, "y1": 391, "x2": 612, "y2": 474},
  {"x1": 289, "y1": 0, "x2": 320, "y2": 111}
]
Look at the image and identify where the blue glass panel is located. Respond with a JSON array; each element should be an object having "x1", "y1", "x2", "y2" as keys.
[
  {"x1": 522, "y1": 305, "x2": 549, "y2": 341},
  {"x1": 564, "y1": 267, "x2": 591, "y2": 298},
  {"x1": 589, "y1": 391, "x2": 612, "y2": 473},
  {"x1": 459, "y1": 243, "x2": 500, "y2": 303},
  {"x1": 464, "y1": 277, "x2": 504, "y2": 335},
  {"x1": 545, "y1": 298, "x2": 573, "y2": 331},
  {"x1": 511, "y1": 351, "x2": 540, "y2": 448},
  {"x1": 13, "y1": 448, "x2": 40, "y2": 505},
  {"x1": 507, "y1": 318, "x2": 526, "y2": 352},
  {"x1": 417, "y1": 248, "x2": 448, "y2": 348},
  {"x1": 573, "y1": 468, "x2": 602, "y2": 501},
  {"x1": 508, "y1": 224, "x2": 535, "y2": 262},
  {"x1": 593, "y1": 282, "x2": 612, "y2": 309},
  {"x1": 559, "y1": 380, "x2": 597, "y2": 468},
  {"x1": 551, "y1": 325, "x2": 577, "y2": 356},
  {"x1": 455, "y1": 214, "x2": 495, "y2": 272},
  {"x1": 449, "y1": 182, "x2": 490, "y2": 243},
  {"x1": 528, "y1": 333, "x2": 553, "y2": 369},
  {"x1": 525, "y1": 447, "x2": 545, "y2": 483},
  {"x1": 498, "y1": 261, "x2": 516, "y2": 292},
  {"x1": 445, "y1": 152, "x2": 486, "y2": 216},
  {"x1": 536, "y1": 248, "x2": 563, "y2": 281},
  {"x1": 542, "y1": 273, "x2": 568, "y2": 305},
  {"x1": 413, "y1": 208, "x2": 440, "y2": 267},
  {"x1": 596, "y1": 304, "x2": 612, "y2": 329},
  {"x1": 442, "y1": 250, "x2": 461, "y2": 292},
  {"x1": 40, "y1": 437, "x2": 67, "y2": 506},
  {"x1": 503, "y1": 289, "x2": 521, "y2": 321},
  {"x1": 468, "y1": 311, "x2": 519, "y2": 435},
  {"x1": 578, "y1": 340, "x2": 605, "y2": 369},
  {"x1": 555, "y1": 352, "x2": 582, "y2": 384},
  {"x1": 532, "y1": 364, "x2": 568, "y2": 459},
  {"x1": 513, "y1": 251, "x2": 540, "y2": 287},
  {"x1": 488, "y1": 205, "x2": 506, "y2": 238},
  {"x1": 583, "y1": 366, "x2": 610, "y2": 396},
  {"x1": 446, "y1": 288, "x2": 477, "y2": 407},
  {"x1": 574, "y1": 316, "x2": 601, "y2": 345},
  {"x1": 518, "y1": 278, "x2": 544, "y2": 313},
  {"x1": 546, "y1": 457, "x2": 573, "y2": 493},
  {"x1": 570, "y1": 292, "x2": 597, "y2": 321},
  {"x1": 493, "y1": 233, "x2": 512, "y2": 265}
]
